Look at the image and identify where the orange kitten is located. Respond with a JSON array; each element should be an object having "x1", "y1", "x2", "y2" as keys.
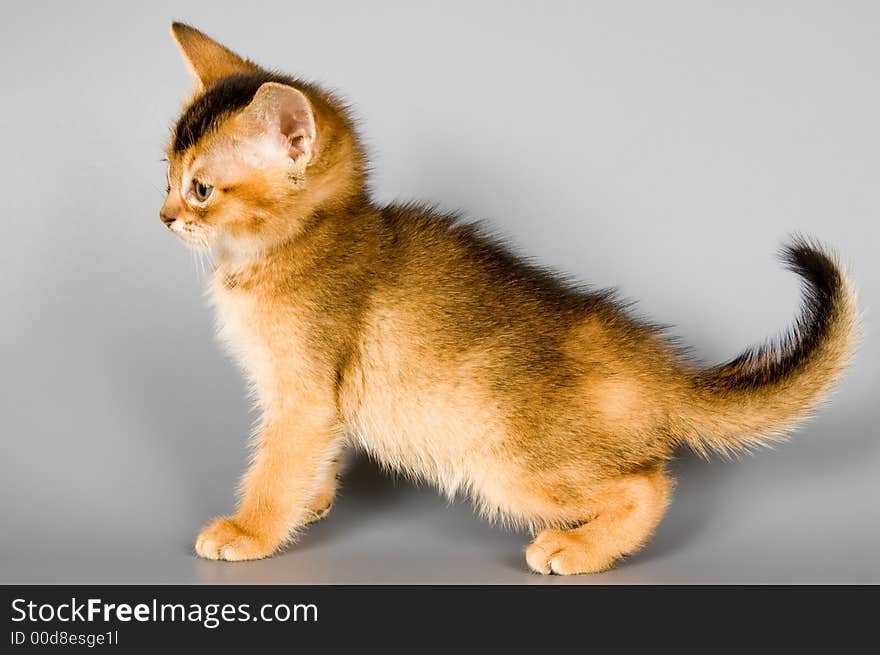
[{"x1": 161, "y1": 24, "x2": 859, "y2": 574}]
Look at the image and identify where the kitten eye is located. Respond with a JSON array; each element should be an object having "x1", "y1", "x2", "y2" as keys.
[{"x1": 192, "y1": 179, "x2": 214, "y2": 202}]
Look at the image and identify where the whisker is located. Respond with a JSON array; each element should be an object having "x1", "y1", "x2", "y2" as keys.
[{"x1": 190, "y1": 242, "x2": 198, "y2": 280}]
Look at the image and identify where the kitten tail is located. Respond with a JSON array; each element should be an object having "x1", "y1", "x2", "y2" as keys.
[{"x1": 674, "y1": 237, "x2": 860, "y2": 456}]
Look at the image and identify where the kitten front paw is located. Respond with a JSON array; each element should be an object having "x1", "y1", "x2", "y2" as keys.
[
  {"x1": 194, "y1": 517, "x2": 277, "y2": 561},
  {"x1": 303, "y1": 489, "x2": 336, "y2": 525},
  {"x1": 303, "y1": 502, "x2": 333, "y2": 525}
]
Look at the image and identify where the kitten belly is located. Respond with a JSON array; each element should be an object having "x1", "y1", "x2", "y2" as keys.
[
  {"x1": 342, "y1": 347, "x2": 506, "y2": 502},
  {"x1": 343, "y1": 366, "x2": 576, "y2": 528}
]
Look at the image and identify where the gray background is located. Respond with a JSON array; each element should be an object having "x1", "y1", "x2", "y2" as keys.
[{"x1": 1, "y1": 1, "x2": 877, "y2": 584}]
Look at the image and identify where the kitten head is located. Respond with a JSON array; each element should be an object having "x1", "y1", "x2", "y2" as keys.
[{"x1": 161, "y1": 23, "x2": 365, "y2": 256}]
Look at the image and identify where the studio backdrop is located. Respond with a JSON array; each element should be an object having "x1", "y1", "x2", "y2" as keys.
[{"x1": 0, "y1": 1, "x2": 877, "y2": 583}]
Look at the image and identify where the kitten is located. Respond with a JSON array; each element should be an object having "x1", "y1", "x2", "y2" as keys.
[{"x1": 161, "y1": 23, "x2": 859, "y2": 574}]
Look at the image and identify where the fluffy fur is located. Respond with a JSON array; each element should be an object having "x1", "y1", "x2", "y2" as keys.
[{"x1": 160, "y1": 23, "x2": 859, "y2": 574}]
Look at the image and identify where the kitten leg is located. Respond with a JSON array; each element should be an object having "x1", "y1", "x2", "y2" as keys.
[
  {"x1": 195, "y1": 408, "x2": 340, "y2": 561},
  {"x1": 302, "y1": 453, "x2": 344, "y2": 524},
  {"x1": 525, "y1": 469, "x2": 672, "y2": 574}
]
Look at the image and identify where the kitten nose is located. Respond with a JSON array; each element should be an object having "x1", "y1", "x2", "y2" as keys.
[{"x1": 160, "y1": 212, "x2": 176, "y2": 227}]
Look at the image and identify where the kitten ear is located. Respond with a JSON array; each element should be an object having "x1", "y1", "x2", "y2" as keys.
[
  {"x1": 237, "y1": 82, "x2": 318, "y2": 169},
  {"x1": 170, "y1": 22, "x2": 257, "y2": 91}
]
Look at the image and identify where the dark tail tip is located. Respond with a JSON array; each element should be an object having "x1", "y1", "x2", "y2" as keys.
[
  {"x1": 745, "y1": 236, "x2": 848, "y2": 386},
  {"x1": 699, "y1": 236, "x2": 849, "y2": 393},
  {"x1": 780, "y1": 235, "x2": 843, "y2": 317}
]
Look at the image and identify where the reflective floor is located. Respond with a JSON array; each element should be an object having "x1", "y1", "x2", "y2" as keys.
[{"x1": 5, "y1": 413, "x2": 878, "y2": 585}]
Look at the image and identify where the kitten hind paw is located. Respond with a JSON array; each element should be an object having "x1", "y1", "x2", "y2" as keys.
[{"x1": 525, "y1": 529, "x2": 616, "y2": 575}]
